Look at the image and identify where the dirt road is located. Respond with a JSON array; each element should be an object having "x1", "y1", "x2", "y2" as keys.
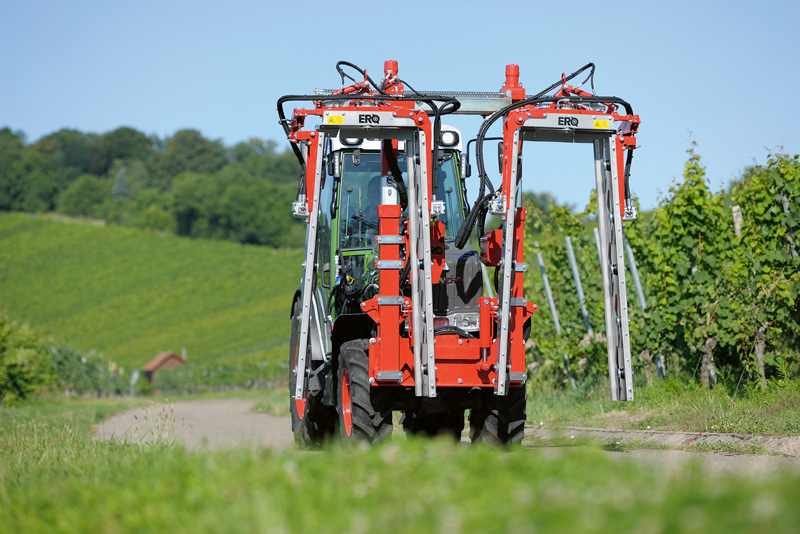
[
  {"x1": 96, "y1": 398, "x2": 295, "y2": 451},
  {"x1": 96, "y1": 398, "x2": 800, "y2": 475}
]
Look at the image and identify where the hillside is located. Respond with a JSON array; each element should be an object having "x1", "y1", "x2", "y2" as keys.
[{"x1": 0, "y1": 213, "x2": 302, "y2": 369}]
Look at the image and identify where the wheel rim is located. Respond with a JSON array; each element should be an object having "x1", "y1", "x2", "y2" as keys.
[
  {"x1": 341, "y1": 368, "x2": 353, "y2": 436},
  {"x1": 292, "y1": 346, "x2": 306, "y2": 420}
]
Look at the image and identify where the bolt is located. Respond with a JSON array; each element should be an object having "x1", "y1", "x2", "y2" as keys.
[
  {"x1": 370, "y1": 338, "x2": 376, "y2": 344},
  {"x1": 369, "y1": 377, "x2": 375, "y2": 384},
  {"x1": 458, "y1": 339, "x2": 463, "y2": 345},
  {"x1": 458, "y1": 378, "x2": 463, "y2": 384}
]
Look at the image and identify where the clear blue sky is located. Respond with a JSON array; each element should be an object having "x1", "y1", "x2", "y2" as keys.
[{"x1": 1, "y1": 0, "x2": 797, "y2": 210}]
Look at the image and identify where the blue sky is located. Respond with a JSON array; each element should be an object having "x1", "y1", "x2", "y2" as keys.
[{"x1": 1, "y1": 0, "x2": 797, "y2": 210}]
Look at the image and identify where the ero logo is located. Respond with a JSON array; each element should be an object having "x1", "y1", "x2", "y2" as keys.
[
  {"x1": 359, "y1": 114, "x2": 381, "y2": 124},
  {"x1": 557, "y1": 116, "x2": 579, "y2": 127}
]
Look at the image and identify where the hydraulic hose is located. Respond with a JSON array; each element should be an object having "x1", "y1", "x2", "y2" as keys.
[
  {"x1": 382, "y1": 139, "x2": 408, "y2": 210},
  {"x1": 454, "y1": 63, "x2": 636, "y2": 250},
  {"x1": 336, "y1": 61, "x2": 387, "y2": 96}
]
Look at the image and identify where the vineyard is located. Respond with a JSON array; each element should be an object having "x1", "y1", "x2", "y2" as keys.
[
  {"x1": 0, "y1": 148, "x2": 797, "y2": 401},
  {"x1": 523, "y1": 149, "x2": 799, "y2": 391},
  {"x1": 0, "y1": 214, "x2": 301, "y2": 397}
]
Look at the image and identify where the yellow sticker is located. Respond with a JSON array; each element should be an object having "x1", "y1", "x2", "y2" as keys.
[
  {"x1": 327, "y1": 115, "x2": 344, "y2": 125},
  {"x1": 593, "y1": 119, "x2": 610, "y2": 129}
]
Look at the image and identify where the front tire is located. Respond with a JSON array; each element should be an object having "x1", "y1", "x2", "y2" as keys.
[
  {"x1": 337, "y1": 340, "x2": 392, "y2": 444},
  {"x1": 289, "y1": 299, "x2": 335, "y2": 447}
]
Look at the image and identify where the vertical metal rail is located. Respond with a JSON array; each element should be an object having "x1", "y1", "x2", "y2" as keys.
[
  {"x1": 293, "y1": 133, "x2": 326, "y2": 403},
  {"x1": 417, "y1": 132, "x2": 437, "y2": 398},
  {"x1": 565, "y1": 236, "x2": 592, "y2": 335},
  {"x1": 593, "y1": 137, "x2": 634, "y2": 401},
  {"x1": 406, "y1": 138, "x2": 423, "y2": 397},
  {"x1": 495, "y1": 130, "x2": 521, "y2": 396},
  {"x1": 407, "y1": 132, "x2": 437, "y2": 398}
]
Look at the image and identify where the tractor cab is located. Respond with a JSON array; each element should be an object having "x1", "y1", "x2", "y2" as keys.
[{"x1": 326, "y1": 126, "x2": 469, "y2": 316}]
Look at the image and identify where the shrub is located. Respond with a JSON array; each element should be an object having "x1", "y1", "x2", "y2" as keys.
[{"x1": 0, "y1": 315, "x2": 55, "y2": 404}]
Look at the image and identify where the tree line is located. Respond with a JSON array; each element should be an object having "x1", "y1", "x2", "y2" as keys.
[
  {"x1": 523, "y1": 147, "x2": 799, "y2": 390},
  {"x1": 0, "y1": 126, "x2": 304, "y2": 247}
]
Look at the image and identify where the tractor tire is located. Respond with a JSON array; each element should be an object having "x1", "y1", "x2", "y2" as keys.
[
  {"x1": 337, "y1": 340, "x2": 393, "y2": 444},
  {"x1": 289, "y1": 299, "x2": 336, "y2": 448},
  {"x1": 401, "y1": 410, "x2": 465, "y2": 441},
  {"x1": 469, "y1": 386, "x2": 526, "y2": 445}
]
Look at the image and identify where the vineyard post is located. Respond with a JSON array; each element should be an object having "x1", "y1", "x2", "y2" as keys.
[
  {"x1": 624, "y1": 237, "x2": 647, "y2": 313},
  {"x1": 565, "y1": 236, "x2": 592, "y2": 335},
  {"x1": 781, "y1": 191, "x2": 798, "y2": 257},
  {"x1": 535, "y1": 242, "x2": 576, "y2": 389},
  {"x1": 593, "y1": 227, "x2": 602, "y2": 267}
]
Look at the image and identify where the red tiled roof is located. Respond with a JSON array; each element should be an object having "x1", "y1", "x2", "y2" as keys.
[{"x1": 142, "y1": 351, "x2": 183, "y2": 372}]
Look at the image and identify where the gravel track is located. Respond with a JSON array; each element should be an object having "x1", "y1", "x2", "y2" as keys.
[{"x1": 96, "y1": 398, "x2": 800, "y2": 475}]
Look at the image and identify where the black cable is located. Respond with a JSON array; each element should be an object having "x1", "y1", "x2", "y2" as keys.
[
  {"x1": 335, "y1": 61, "x2": 387, "y2": 95},
  {"x1": 382, "y1": 139, "x2": 408, "y2": 210},
  {"x1": 454, "y1": 63, "x2": 636, "y2": 249},
  {"x1": 277, "y1": 62, "x2": 461, "y2": 230},
  {"x1": 624, "y1": 148, "x2": 634, "y2": 202}
]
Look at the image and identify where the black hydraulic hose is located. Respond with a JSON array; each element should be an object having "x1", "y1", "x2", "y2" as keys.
[
  {"x1": 624, "y1": 148, "x2": 634, "y2": 201},
  {"x1": 472, "y1": 64, "x2": 598, "y2": 205},
  {"x1": 454, "y1": 65, "x2": 635, "y2": 249},
  {"x1": 336, "y1": 61, "x2": 387, "y2": 96},
  {"x1": 382, "y1": 139, "x2": 408, "y2": 210},
  {"x1": 277, "y1": 93, "x2": 462, "y2": 158},
  {"x1": 277, "y1": 92, "x2": 460, "y2": 221},
  {"x1": 429, "y1": 98, "x2": 461, "y2": 202},
  {"x1": 454, "y1": 193, "x2": 493, "y2": 249}
]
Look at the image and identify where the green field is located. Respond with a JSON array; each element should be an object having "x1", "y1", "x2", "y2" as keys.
[{"x1": 0, "y1": 213, "x2": 301, "y2": 370}]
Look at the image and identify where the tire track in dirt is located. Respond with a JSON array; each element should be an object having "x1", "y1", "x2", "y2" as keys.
[{"x1": 96, "y1": 398, "x2": 800, "y2": 476}]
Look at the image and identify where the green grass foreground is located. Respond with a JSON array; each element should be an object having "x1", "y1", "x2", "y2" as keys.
[
  {"x1": 2, "y1": 399, "x2": 799, "y2": 533},
  {"x1": 0, "y1": 213, "x2": 301, "y2": 370}
]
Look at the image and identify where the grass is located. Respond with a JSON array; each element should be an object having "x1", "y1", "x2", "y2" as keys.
[
  {"x1": 250, "y1": 387, "x2": 288, "y2": 417},
  {"x1": 526, "y1": 376, "x2": 800, "y2": 436},
  {"x1": 690, "y1": 440, "x2": 771, "y2": 455},
  {"x1": 2, "y1": 398, "x2": 800, "y2": 533},
  {"x1": 0, "y1": 212, "x2": 301, "y2": 371}
]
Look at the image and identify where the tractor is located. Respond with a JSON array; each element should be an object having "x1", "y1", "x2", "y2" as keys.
[{"x1": 277, "y1": 60, "x2": 639, "y2": 446}]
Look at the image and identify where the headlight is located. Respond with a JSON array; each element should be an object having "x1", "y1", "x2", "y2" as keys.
[{"x1": 440, "y1": 130, "x2": 459, "y2": 147}]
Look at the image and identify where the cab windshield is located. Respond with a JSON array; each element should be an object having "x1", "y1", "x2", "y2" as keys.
[{"x1": 337, "y1": 150, "x2": 464, "y2": 251}]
